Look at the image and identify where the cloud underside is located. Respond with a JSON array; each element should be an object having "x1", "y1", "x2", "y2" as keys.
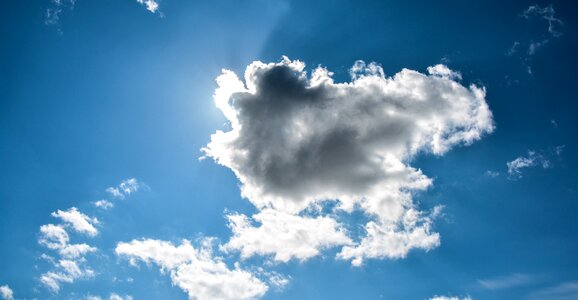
[{"x1": 203, "y1": 57, "x2": 494, "y2": 265}]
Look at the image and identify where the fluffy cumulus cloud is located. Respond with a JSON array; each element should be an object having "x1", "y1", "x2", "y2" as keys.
[
  {"x1": 38, "y1": 208, "x2": 98, "y2": 293},
  {"x1": 223, "y1": 209, "x2": 352, "y2": 262},
  {"x1": 203, "y1": 57, "x2": 494, "y2": 265},
  {"x1": 0, "y1": 285, "x2": 14, "y2": 300},
  {"x1": 115, "y1": 239, "x2": 268, "y2": 300},
  {"x1": 136, "y1": 0, "x2": 159, "y2": 13},
  {"x1": 51, "y1": 207, "x2": 99, "y2": 236}
]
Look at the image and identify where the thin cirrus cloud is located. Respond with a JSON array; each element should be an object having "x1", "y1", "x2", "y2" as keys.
[
  {"x1": 506, "y1": 146, "x2": 564, "y2": 180},
  {"x1": 115, "y1": 239, "x2": 269, "y2": 300},
  {"x1": 478, "y1": 273, "x2": 535, "y2": 290},
  {"x1": 507, "y1": 4, "x2": 564, "y2": 74},
  {"x1": 202, "y1": 57, "x2": 494, "y2": 266}
]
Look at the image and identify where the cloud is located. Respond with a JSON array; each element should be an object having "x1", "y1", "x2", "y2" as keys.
[
  {"x1": 338, "y1": 207, "x2": 442, "y2": 266},
  {"x1": 521, "y1": 4, "x2": 563, "y2": 37},
  {"x1": 38, "y1": 208, "x2": 98, "y2": 293},
  {"x1": 478, "y1": 273, "x2": 534, "y2": 290},
  {"x1": 507, "y1": 4, "x2": 563, "y2": 74},
  {"x1": 40, "y1": 260, "x2": 95, "y2": 293},
  {"x1": 109, "y1": 293, "x2": 134, "y2": 300},
  {"x1": 45, "y1": 0, "x2": 75, "y2": 26},
  {"x1": 0, "y1": 285, "x2": 14, "y2": 300},
  {"x1": 51, "y1": 207, "x2": 99, "y2": 236},
  {"x1": 106, "y1": 178, "x2": 143, "y2": 200},
  {"x1": 507, "y1": 150, "x2": 553, "y2": 179},
  {"x1": 527, "y1": 281, "x2": 578, "y2": 300},
  {"x1": 203, "y1": 57, "x2": 493, "y2": 265},
  {"x1": 429, "y1": 296, "x2": 472, "y2": 300},
  {"x1": 39, "y1": 224, "x2": 97, "y2": 259},
  {"x1": 93, "y1": 200, "x2": 114, "y2": 210},
  {"x1": 136, "y1": 0, "x2": 159, "y2": 13},
  {"x1": 115, "y1": 239, "x2": 268, "y2": 300},
  {"x1": 222, "y1": 209, "x2": 352, "y2": 262},
  {"x1": 485, "y1": 170, "x2": 500, "y2": 177}
]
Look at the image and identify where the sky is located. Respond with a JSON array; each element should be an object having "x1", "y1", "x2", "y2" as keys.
[{"x1": 1, "y1": 0, "x2": 578, "y2": 299}]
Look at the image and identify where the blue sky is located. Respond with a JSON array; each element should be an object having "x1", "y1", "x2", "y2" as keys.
[{"x1": 1, "y1": 0, "x2": 578, "y2": 299}]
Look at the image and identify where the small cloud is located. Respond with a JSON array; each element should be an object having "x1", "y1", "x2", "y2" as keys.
[
  {"x1": 136, "y1": 0, "x2": 159, "y2": 13},
  {"x1": 485, "y1": 170, "x2": 500, "y2": 178},
  {"x1": 478, "y1": 273, "x2": 534, "y2": 290},
  {"x1": 551, "y1": 119, "x2": 558, "y2": 128},
  {"x1": 507, "y1": 4, "x2": 563, "y2": 75},
  {"x1": 507, "y1": 150, "x2": 550, "y2": 180},
  {"x1": 0, "y1": 285, "x2": 14, "y2": 300},
  {"x1": 106, "y1": 178, "x2": 145, "y2": 200},
  {"x1": 51, "y1": 207, "x2": 99, "y2": 236},
  {"x1": 93, "y1": 199, "x2": 114, "y2": 210}
]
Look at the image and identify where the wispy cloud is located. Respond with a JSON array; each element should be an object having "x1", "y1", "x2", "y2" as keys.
[
  {"x1": 507, "y1": 146, "x2": 564, "y2": 180},
  {"x1": 527, "y1": 281, "x2": 578, "y2": 300},
  {"x1": 507, "y1": 4, "x2": 564, "y2": 74},
  {"x1": 478, "y1": 273, "x2": 535, "y2": 290},
  {"x1": 106, "y1": 178, "x2": 144, "y2": 200}
]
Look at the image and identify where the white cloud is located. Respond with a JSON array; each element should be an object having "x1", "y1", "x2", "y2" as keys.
[
  {"x1": 136, "y1": 0, "x2": 159, "y2": 13},
  {"x1": 38, "y1": 207, "x2": 98, "y2": 293},
  {"x1": 106, "y1": 178, "x2": 143, "y2": 199},
  {"x1": 223, "y1": 209, "x2": 352, "y2": 262},
  {"x1": 39, "y1": 224, "x2": 97, "y2": 259},
  {"x1": 338, "y1": 207, "x2": 441, "y2": 266},
  {"x1": 507, "y1": 150, "x2": 550, "y2": 179},
  {"x1": 40, "y1": 260, "x2": 95, "y2": 293},
  {"x1": 109, "y1": 293, "x2": 133, "y2": 300},
  {"x1": 51, "y1": 207, "x2": 99, "y2": 236},
  {"x1": 203, "y1": 57, "x2": 493, "y2": 265},
  {"x1": 429, "y1": 296, "x2": 472, "y2": 300},
  {"x1": 94, "y1": 200, "x2": 114, "y2": 210},
  {"x1": 116, "y1": 239, "x2": 268, "y2": 300},
  {"x1": 478, "y1": 273, "x2": 534, "y2": 290},
  {"x1": 0, "y1": 285, "x2": 14, "y2": 300}
]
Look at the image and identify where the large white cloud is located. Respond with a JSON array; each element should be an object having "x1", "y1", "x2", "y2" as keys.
[
  {"x1": 203, "y1": 57, "x2": 494, "y2": 265},
  {"x1": 115, "y1": 239, "x2": 268, "y2": 300}
]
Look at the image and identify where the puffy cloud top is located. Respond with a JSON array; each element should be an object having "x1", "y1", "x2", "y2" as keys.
[{"x1": 204, "y1": 57, "x2": 493, "y2": 265}]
